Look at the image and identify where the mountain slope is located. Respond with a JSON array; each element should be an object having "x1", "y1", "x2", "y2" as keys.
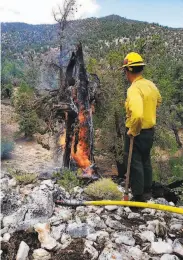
[{"x1": 2, "y1": 15, "x2": 183, "y2": 60}]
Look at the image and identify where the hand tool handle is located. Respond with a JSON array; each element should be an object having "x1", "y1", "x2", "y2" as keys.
[{"x1": 124, "y1": 136, "x2": 134, "y2": 200}]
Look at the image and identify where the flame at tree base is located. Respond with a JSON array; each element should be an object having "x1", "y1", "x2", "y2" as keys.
[{"x1": 71, "y1": 109, "x2": 93, "y2": 176}]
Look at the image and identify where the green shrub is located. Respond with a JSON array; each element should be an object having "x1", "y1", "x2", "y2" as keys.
[
  {"x1": 85, "y1": 178, "x2": 122, "y2": 200},
  {"x1": 1, "y1": 138, "x2": 14, "y2": 159},
  {"x1": 57, "y1": 169, "x2": 81, "y2": 193},
  {"x1": 13, "y1": 82, "x2": 40, "y2": 137},
  {"x1": 1, "y1": 84, "x2": 13, "y2": 99},
  {"x1": 9, "y1": 169, "x2": 37, "y2": 184},
  {"x1": 152, "y1": 155, "x2": 183, "y2": 184},
  {"x1": 154, "y1": 128, "x2": 177, "y2": 154},
  {"x1": 168, "y1": 157, "x2": 183, "y2": 182}
]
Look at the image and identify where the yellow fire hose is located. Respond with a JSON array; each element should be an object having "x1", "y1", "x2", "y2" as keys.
[
  {"x1": 56, "y1": 199, "x2": 183, "y2": 214},
  {"x1": 84, "y1": 200, "x2": 183, "y2": 214}
]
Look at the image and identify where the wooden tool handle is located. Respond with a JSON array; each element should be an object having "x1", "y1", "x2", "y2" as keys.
[{"x1": 125, "y1": 136, "x2": 134, "y2": 196}]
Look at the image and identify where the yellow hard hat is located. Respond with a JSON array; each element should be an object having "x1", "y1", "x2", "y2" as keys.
[{"x1": 122, "y1": 52, "x2": 145, "y2": 68}]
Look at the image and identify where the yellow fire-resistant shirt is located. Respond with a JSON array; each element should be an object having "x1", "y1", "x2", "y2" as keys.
[{"x1": 125, "y1": 76, "x2": 162, "y2": 136}]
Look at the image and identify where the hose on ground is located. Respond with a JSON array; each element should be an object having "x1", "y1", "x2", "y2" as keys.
[
  {"x1": 84, "y1": 200, "x2": 183, "y2": 214},
  {"x1": 55, "y1": 200, "x2": 183, "y2": 214}
]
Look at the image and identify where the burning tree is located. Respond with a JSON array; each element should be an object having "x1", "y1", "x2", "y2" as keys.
[
  {"x1": 36, "y1": 1, "x2": 100, "y2": 176},
  {"x1": 48, "y1": 43, "x2": 100, "y2": 176}
]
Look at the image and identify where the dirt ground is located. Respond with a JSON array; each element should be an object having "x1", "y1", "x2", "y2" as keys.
[
  {"x1": 0, "y1": 231, "x2": 90, "y2": 260},
  {"x1": 1, "y1": 103, "x2": 58, "y2": 174},
  {"x1": 1, "y1": 103, "x2": 115, "y2": 175}
]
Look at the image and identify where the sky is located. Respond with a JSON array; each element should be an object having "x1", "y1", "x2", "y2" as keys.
[{"x1": 0, "y1": 0, "x2": 183, "y2": 28}]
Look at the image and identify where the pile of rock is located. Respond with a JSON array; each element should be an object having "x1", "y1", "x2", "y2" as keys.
[{"x1": 0, "y1": 171, "x2": 183, "y2": 259}]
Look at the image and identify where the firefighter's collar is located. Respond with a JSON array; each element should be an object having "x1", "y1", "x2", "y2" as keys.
[{"x1": 132, "y1": 75, "x2": 143, "y2": 83}]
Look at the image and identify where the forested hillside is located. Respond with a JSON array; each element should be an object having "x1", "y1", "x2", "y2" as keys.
[{"x1": 2, "y1": 15, "x2": 183, "y2": 60}]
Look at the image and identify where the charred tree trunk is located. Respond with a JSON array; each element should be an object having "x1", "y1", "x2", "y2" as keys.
[
  {"x1": 56, "y1": 43, "x2": 99, "y2": 174},
  {"x1": 114, "y1": 111, "x2": 126, "y2": 179},
  {"x1": 172, "y1": 127, "x2": 182, "y2": 148}
]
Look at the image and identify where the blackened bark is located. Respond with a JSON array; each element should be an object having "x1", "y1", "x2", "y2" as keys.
[{"x1": 172, "y1": 127, "x2": 182, "y2": 148}]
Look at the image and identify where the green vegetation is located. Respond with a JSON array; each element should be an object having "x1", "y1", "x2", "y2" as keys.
[
  {"x1": 85, "y1": 178, "x2": 122, "y2": 200},
  {"x1": 13, "y1": 82, "x2": 41, "y2": 137},
  {"x1": 9, "y1": 169, "x2": 37, "y2": 184},
  {"x1": 54, "y1": 169, "x2": 82, "y2": 193},
  {"x1": 87, "y1": 36, "x2": 183, "y2": 182}
]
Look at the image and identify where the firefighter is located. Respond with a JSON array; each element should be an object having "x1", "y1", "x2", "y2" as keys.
[{"x1": 121, "y1": 52, "x2": 162, "y2": 201}]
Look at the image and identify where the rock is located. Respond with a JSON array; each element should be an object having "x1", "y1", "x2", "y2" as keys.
[
  {"x1": 32, "y1": 248, "x2": 51, "y2": 260},
  {"x1": 99, "y1": 247, "x2": 122, "y2": 260},
  {"x1": 87, "y1": 231, "x2": 109, "y2": 244},
  {"x1": 0, "y1": 227, "x2": 9, "y2": 236},
  {"x1": 170, "y1": 218, "x2": 183, "y2": 231},
  {"x1": 129, "y1": 247, "x2": 144, "y2": 260},
  {"x1": 0, "y1": 178, "x2": 9, "y2": 191},
  {"x1": 1, "y1": 190, "x2": 22, "y2": 216},
  {"x1": 141, "y1": 208, "x2": 156, "y2": 215},
  {"x1": 86, "y1": 214, "x2": 106, "y2": 229},
  {"x1": 155, "y1": 198, "x2": 169, "y2": 205},
  {"x1": 2, "y1": 233, "x2": 10, "y2": 242},
  {"x1": 138, "y1": 224, "x2": 146, "y2": 231},
  {"x1": 20, "y1": 185, "x2": 34, "y2": 196},
  {"x1": 87, "y1": 233, "x2": 98, "y2": 242},
  {"x1": 60, "y1": 233, "x2": 72, "y2": 249},
  {"x1": 170, "y1": 223, "x2": 183, "y2": 231},
  {"x1": 171, "y1": 213, "x2": 183, "y2": 220},
  {"x1": 116, "y1": 207, "x2": 124, "y2": 216},
  {"x1": 105, "y1": 216, "x2": 126, "y2": 230},
  {"x1": 87, "y1": 206, "x2": 100, "y2": 213},
  {"x1": 124, "y1": 207, "x2": 132, "y2": 213},
  {"x1": 150, "y1": 241, "x2": 173, "y2": 254},
  {"x1": 0, "y1": 191, "x2": 5, "y2": 202},
  {"x1": 76, "y1": 206, "x2": 86, "y2": 213},
  {"x1": 172, "y1": 239, "x2": 183, "y2": 257},
  {"x1": 84, "y1": 240, "x2": 98, "y2": 260},
  {"x1": 105, "y1": 205, "x2": 118, "y2": 211},
  {"x1": 16, "y1": 241, "x2": 30, "y2": 260},
  {"x1": 3, "y1": 206, "x2": 28, "y2": 228},
  {"x1": 24, "y1": 189, "x2": 54, "y2": 225},
  {"x1": 41, "y1": 180, "x2": 54, "y2": 189},
  {"x1": 160, "y1": 254, "x2": 179, "y2": 260},
  {"x1": 34, "y1": 223, "x2": 57, "y2": 250},
  {"x1": 49, "y1": 209, "x2": 72, "y2": 225},
  {"x1": 140, "y1": 230, "x2": 155, "y2": 242},
  {"x1": 156, "y1": 211, "x2": 166, "y2": 218},
  {"x1": 147, "y1": 220, "x2": 167, "y2": 237},
  {"x1": 96, "y1": 207, "x2": 104, "y2": 215},
  {"x1": 0, "y1": 213, "x2": 3, "y2": 223},
  {"x1": 51, "y1": 224, "x2": 66, "y2": 240},
  {"x1": 73, "y1": 186, "x2": 83, "y2": 194},
  {"x1": 114, "y1": 231, "x2": 135, "y2": 246},
  {"x1": 67, "y1": 223, "x2": 95, "y2": 238},
  {"x1": 128, "y1": 212, "x2": 141, "y2": 219},
  {"x1": 111, "y1": 214, "x2": 121, "y2": 221},
  {"x1": 8, "y1": 178, "x2": 17, "y2": 187},
  {"x1": 0, "y1": 170, "x2": 6, "y2": 179}
]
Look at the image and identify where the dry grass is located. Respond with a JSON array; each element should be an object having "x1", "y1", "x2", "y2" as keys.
[{"x1": 85, "y1": 178, "x2": 122, "y2": 200}]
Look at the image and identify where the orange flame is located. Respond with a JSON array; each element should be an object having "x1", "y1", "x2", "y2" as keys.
[{"x1": 71, "y1": 109, "x2": 92, "y2": 174}]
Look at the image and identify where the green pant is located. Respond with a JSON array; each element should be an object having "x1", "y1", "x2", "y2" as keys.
[{"x1": 124, "y1": 128, "x2": 154, "y2": 196}]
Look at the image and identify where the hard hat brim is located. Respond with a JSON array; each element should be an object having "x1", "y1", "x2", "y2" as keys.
[{"x1": 118, "y1": 63, "x2": 146, "y2": 70}]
